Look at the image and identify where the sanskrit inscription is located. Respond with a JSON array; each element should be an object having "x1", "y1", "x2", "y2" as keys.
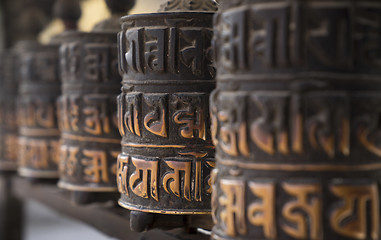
[
  {"x1": 215, "y1": 1, "x2": 381, "y2": 73},
  {"x1": 214, "y1": 178, "x2": 379, "y2": 240},
  {"x1": 212, "y1": 91, "x2": 381, "y2": 159}
]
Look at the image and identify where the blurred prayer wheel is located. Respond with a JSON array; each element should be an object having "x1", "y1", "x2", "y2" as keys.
[
  {"x1": 57, "y1": 0, "x2": 134, "y2": 201},
  {"x1": 17, "y1": 0, "x2": 81, "y2": 179},
  {"x1": 0, "y1": 51, "x2": 18, "y2": 171},
  {"x1": 117, "y1": 0, "x2": 217, "y2": 216},
  {"x1": 17, "y1": 41, "x2": 61, "y2": 178},
  {"x1": 211, "y1": 0, "x2": 381, "y2": 239},
  {"x1": 57, "y1": 32, "x2": 121, "y2": 194}
]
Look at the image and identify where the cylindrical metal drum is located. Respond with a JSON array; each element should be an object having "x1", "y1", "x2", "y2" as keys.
[
  {"x1": 17, "y1": 41, "x2": 61, "y2": 179},
  {"x1": 57, "y1": 31, "x2": 121, "y2": 194},
  {"x1": 211, "y1": 0, "x2": 381, "y2": 239},
  {"x1": 0, "y1": 51, "x2": 18, "y2": 171},
  {"x1": 117, "y1": 7, "x2": 217, "y2": 214}
]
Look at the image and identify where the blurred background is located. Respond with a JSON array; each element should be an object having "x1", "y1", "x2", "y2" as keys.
[
  {"x1": 0, "y1": 0, "x2": 166, "y2": 239},
  {"x1": 39, "y1": 0, "x2": 168, "y2": 43},
  {"x1": 0, "y1": 0, "x2": 167, "y2": 49}
]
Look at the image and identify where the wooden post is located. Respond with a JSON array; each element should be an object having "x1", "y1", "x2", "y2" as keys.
[{"x1": 0, "y1": 173, "x2": 23, "y2": 240}]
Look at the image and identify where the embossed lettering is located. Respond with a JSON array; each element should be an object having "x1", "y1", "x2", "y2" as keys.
[
  {"x1": 117, "y1": 154, "x2": 129, "y2": 195},
  {"x1": 144, "y1": 28, "x2": 166, "y2": 73},
  {"x1": 218, "y1": 94, "x2": 249, "y2": 157},
  {"x1": 219, "y1": 179, "x2": 246, "y2": 237},
  {"x1": 251, "y1": 93, "x2": 291, "y2": 155},
  {"x1": 180, "y1": 28, "x2": 206, "y2": 76},
  {"x1": 126, "y1": 28, "x2": 144, "y2": 73},
  {"x1": 143, "y1": 94, "x2": 168, "y2": 137},
  {"x1": 163, "y1": 158, "x2": 192, "y2": 201},
  {"x1": 122, "y1": 93, "x2": 141, "y2": 136},
  {"x1": 247, "y1": 182, "x2": 276, "y2": 239},
  {"x1": 83, "y1": 96, "x2": 111, "y2": 135},
  {"x1": 220, "y1": 9, "x2": 247, "y2": 71},
  {"x1": 81, "y1": 150, "x2": 110, "y2": 183},
  {"x1": 173, "y1": 94, "x2": 206, "y2": 140},
  {"x1": 282, "y1": 182, "x2": 322, "y2": 239},
  {"x1": 129, "y1": 156, "x2": 159, "y2": 201},
  {"x1": 330, "y1": 182, "x2": 379, "y2": 240}
]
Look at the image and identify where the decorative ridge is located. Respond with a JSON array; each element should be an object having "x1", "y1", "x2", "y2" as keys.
[{"x1": 159, "y1": 0, "x2": 218, "y2": 12}]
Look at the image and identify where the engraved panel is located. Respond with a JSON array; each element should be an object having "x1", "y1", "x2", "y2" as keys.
[{"x1": 330, "y1": 182, "x2": 379, "y2": 240}]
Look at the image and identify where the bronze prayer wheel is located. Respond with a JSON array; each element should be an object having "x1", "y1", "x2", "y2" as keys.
[
  {"x1": 0, "y1": 51, "x2": 18, "y2": 171},
  {"x1": 211, "y1": 0, "x2": 381, "y2": 239},
  {"x1": 17, "y1": 40, "x2": 61, "y2": 179},
  {"x1": 57, "y1": 31, "x2": 121, "y2": 194},
  {"x1": 57, "y1": 0, "x2": 134, "y2": 202},
  {"x1": 117, "y1": 0, "x2": 217, "y2": 215},
  {"x1": 17, "y1": 0, "x2": 80, "y2": 180}
]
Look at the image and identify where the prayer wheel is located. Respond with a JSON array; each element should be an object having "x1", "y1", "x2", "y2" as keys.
[
  {"x1": 117, "y1": 0, "x2": 217, "y2": 216},
  {"x1": 211, "y1": 0, "x2": 381, "y2": 239},
  {"x1": 57, "y1": 0, "x2": 134, "y2": 201},
  {"x1": 17, "y1": 41, "x2": 62, "y2": 178},
  {"x1": 17, "y1": 0, "x2": 81, "y2": 179},
  {"x1": 0, "y1": 51, "x2": 18, "y2": 171},
  {"x1": 57, "y1": 31, "x2": 121, "y2": 194}
]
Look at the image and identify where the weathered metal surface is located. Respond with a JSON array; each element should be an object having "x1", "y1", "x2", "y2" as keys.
[
  {"x1": 159, "y1": 0, "x2": 218, "y2": 12},
  {"x1": 0, "y1": 51, "x2": 18, "y2": 171},
  {"x1": 211, "y1": 0, "x2": 381, "y2": 239},
  {"x1": 17, "y1": 41, "x2": 61, "y2": 179},
  {"x1": 117, "y1": 3, "x2": 217, "y2": 215},
  {"x1": 57, "y1": 31, "x2": 121, "y2": 193}
]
